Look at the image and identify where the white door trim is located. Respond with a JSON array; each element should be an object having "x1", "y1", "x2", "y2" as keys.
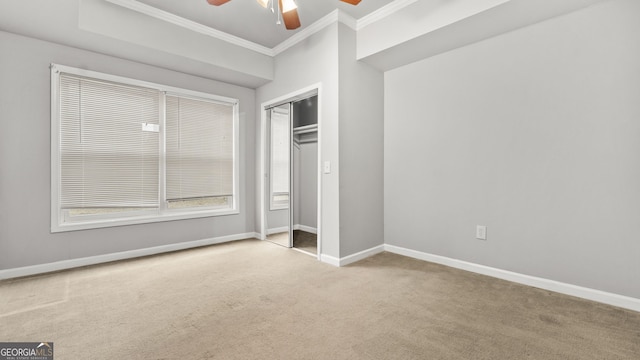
[{"x1": 259, "y1": 83, "x2": 323, "y2": 260}]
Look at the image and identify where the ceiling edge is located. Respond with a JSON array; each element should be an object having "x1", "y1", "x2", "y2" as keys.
[
  {"x1": 105, "y1": 0, "x2": 274, "y2": 56},
  {"x1": 104, "y1": 0, "x2": 413, "y2": 59},
  {"x1": 273, "y1": 10, "x2": 356, "y2": 56},
  {"x1": 357, "y1": 0, "x2": 418, "y2": 30}
]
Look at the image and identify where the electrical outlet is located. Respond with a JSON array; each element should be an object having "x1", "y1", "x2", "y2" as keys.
[{"x1": 476, "y1": 225, "x2": 487, "y2": 240}]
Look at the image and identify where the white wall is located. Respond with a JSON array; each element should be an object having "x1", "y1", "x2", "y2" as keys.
[
  {"x1": 0, "y1": 31, "x2": 256, "y2": 270},
  {"x1": 384, "y1": 0, "x2": 640, "y2": 299},
  {"x1": 256, "y1": 24, "x2": 341, "y2": 257}
]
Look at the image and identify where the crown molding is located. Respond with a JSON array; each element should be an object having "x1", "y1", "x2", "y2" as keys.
[
  {"x1": 357, "y1": 0, "x2": 418, "y2": 30},
  {"x1": 273, "y1": 10, "x2": 357, "y2": 56},
  {"x1": 338, "y1": 9, "x2": 358, "y2": 31},
  {"x1": 104, "y1": 0, "x2": 274, "y2": 56},
  {"x1": 104, "y1": 0, "x2": 412, "y2": 59}
]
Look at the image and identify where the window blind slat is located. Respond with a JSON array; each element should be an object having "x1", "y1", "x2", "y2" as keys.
[
  {"x1": 166, "y1": 96, "x2": 234, "y2": 201},
  {"x1": 59, "y1": 75, "x2": 160, "y2": 209}
]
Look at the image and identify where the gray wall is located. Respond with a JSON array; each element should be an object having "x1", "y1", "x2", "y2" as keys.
[
  {"x1": 338, "y1": 24, "x2": 385, "y2": 256},
  {"x1": 0, "y1": 31, "x2": 256, "y2": 270},
  {"x1": 268, "y1": 135, "x2": 318, "y2": 234},
  {"x1": 256, "y1": 24, "x2": 341, "y2": 258},
  {"x1": 384, "y1": 0, "x2": 640, "y2": 299},
  {"x1": 294, "y1": 141, "x2": 318, "y2": 230}
]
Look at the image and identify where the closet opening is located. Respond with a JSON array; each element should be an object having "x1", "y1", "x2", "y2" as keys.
[
  {"x1": 260, "y1": 87, "x2": 320, "y2": 258},
  {"x1": 291, "y1": 96, "x2": 318, "y2": 256}
]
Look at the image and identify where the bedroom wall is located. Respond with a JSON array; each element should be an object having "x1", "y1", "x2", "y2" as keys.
[
  {"x1": 338, "y1": 24, "x2": 385, "y2": 257},
  {"x1": 384, "y1": 0, "x2": 640, "y2": 299},
  {"x1": 256, "y1": 24, "x2": 341, "y2": 258},
  {"x1": 0, "y1": 31, "x2": 256, "y2": 271}
]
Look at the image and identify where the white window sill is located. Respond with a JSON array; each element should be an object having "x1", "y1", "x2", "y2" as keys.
[{"x1": 51, "y1": 208, "x2": 240, "y2": 233}]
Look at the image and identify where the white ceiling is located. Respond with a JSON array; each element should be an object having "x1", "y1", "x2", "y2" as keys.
[{"x1": 135, "y1": 0, "x2": 392, "y2": 48}]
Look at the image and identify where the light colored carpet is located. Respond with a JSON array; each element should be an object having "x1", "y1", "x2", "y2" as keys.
[{"x1": 1, "y1": 239, "x2": 639, "y2": 359}]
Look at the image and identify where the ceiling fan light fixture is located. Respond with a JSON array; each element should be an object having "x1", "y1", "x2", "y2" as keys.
[
  {"x1": 207, "y1": 0, "x2": 361, "y2": 31},
  {"x1": 281, "y1": 0, "x2": 297, "y2": 13},
  {"x1": 206, "y1": 0, "x2": 230, "y2": 6}
]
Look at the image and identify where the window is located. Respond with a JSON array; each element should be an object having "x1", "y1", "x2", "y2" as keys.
[
  {"x1": 51, "y1": 64, "x2": 239, "y2": 232},
  {"x1": 269, "y1": 105, "x2": 290, "y2": 210},
  {"x1": 165, "y1": 95, "x2": 234, "y2": 210}
]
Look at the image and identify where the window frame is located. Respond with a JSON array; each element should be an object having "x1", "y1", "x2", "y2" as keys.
[{"x1": 50, "y1": 64, "x2": 240, "y2": 233}]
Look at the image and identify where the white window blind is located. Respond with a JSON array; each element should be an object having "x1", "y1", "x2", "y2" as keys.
[
  {"x1": 52, "y1": 64, "x2": 239, "y2": 232},
  {"x1": 59, "y1": 74, "x2": 160, "y2": 210},
  {"x1": 166, "y1": 95, "x2": 234, "y2": 203}
]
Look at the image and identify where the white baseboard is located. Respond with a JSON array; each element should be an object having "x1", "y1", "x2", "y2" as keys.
[
  {"x1": 293, "y1": 224, "x2": 317, "y2": 234},
  {"x1": 0, "y1": 232, "x2": 260, "y2": 281},
  {"x1": 339, "y1": 245, "x2": 385, "y2": 266},
  {"x1": 7, "y1": 234, "x2": 636, "y2": 313},
  {"x1": 384, "y1": 244, "x2": 640, "y2": 313},
  {"x1": 266, "y1": 225, "x2": 317, "y2": 236},
  {"x1": 320, "y1": 244, "x2": 385, "y2": 267},
  {"x1": 266, "y1": 226, "x2": 288, "y2": 235},
  {"x1": 320, "y1": 254, "x2": 340, "y2": 267}
]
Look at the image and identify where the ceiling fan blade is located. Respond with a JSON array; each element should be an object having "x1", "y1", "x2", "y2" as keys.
[
  {"x1": 282, "y1": 9, "x2": 301, "y2": 30},
  {"x1": 340, "y1": 0, "x2": 362, "y2": 5},
  {"x1": 207, "y1": 0, "x2": 231, "y2": 5},
  {"x1": 279, "y1": 0, "x2": 301, "y2": 30}
]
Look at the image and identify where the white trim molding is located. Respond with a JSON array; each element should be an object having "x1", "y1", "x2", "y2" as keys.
[
  {"x1": 266, "y1": 226, "x2": 289, "y2": 235},
  {"x1": 273, "y1": 10, "x2": 349, "y2": 55},
  {"x1": 259, "y1": 83, "x2": 323, "y2": 259},
  {"x1": 357, "y1": 0, "x2": 418, "y2": 30},
  {"x1": 339, "y1": 245, "x2": 385, "y2": 267},
  {"x1": 384, "y1": 244, "x2": 640, "y2": 313},
  {"x1": 320, "y1": 254, "x2": 340, "y2": 267},
  {"x1": 105, "y1": 0, "x2": 273, "y2": 56},
  {"x1": 337, "y1": 10, "x2": 358, "y2": 31},
  {"x1": 0, "y1": 232, "x2": 260, "y2": 281},
  {"x1": 104, "y1": 0, "x2": 413, "y2": 58},
  {"x1": 320, "y1": 244, "x2": 385, "y2": 267}
]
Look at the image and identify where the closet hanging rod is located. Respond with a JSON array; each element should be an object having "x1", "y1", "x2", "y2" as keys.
[
  {"x1": 264, "y1": 90, "x2": 318, "y2": 110},
  {"x1": 293, "y1": 128, "x2": 317, "y2": 135},
  {"x1": 293, "y1": 124, "x2": 318, "y2": 134}
]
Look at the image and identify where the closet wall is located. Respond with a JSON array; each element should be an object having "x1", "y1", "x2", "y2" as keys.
[
  {"x1": 293, "y1": 135, "x2": 318, "y2": 232},
  {"x1": 292, "y1": 96, "x2": 318, "y2": 233}
]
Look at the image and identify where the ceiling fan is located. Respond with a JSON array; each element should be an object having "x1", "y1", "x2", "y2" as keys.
[{"x1": 206, "y1": 0, "x2": 362, "y2": 30}]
